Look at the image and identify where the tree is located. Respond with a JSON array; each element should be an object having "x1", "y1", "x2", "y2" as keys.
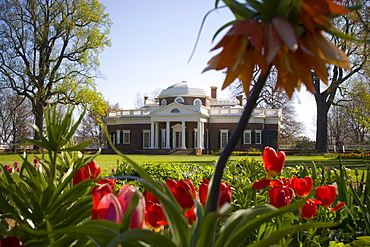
[
  {"x1": 76, "y1": 101, "x2": 119, "y2": 149},
  {"x1": 132, "y1": 88, "x2": 163, "y2": 109},
  {"x1": 314, "y1": 0, "x2": 370, "y2": 152},
  {"x1": 0, "y1": 89, "x2": 33, "y2": 151},
  {"x1": 328, "y1": 79, "x2": 370, "y2": 145},
  {"x1": 0, "y1": 0, "x2": 112, "y2": 144}
]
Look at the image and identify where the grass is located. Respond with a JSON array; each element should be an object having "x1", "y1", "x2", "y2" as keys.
[{"x1": 1, "y1": 153, "x2": 369, "y2": 170}]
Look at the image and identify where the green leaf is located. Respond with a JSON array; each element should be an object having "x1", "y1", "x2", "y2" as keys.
[
  {"x1": 246, "y1": 222, "x2": 339, "y2": 247},
  {"x1": 61, "y1": 140, "x2": 92, "y2": 151},
  {"x1": 106, "y1": 229, "x2": 177, "y2": 247},
  {"x1": 222, "y1": 199, "x2": 307, "y2": 247},
  {"x1": 222, "y1": 0, "x2": 255, "y2": 19},
  {"x1": 215, "y1": 204, "x2": 277, "y2": 247}
]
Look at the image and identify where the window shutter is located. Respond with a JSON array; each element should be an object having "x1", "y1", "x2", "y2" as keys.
[
  {"x1": 140, "y1": 132, "x2": 143, "y2": 148},
  {"x1": 218, "y1": 132, "x2": 221, "y2": 149}
]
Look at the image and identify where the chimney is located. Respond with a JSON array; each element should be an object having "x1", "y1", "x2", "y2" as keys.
[
  {"x1": 144, "y1": 96, "x2": 148, "y2": 105},
  {"x1": 211, "y1": 86, "x2": 217, "y2": 99},
  {"x1": 236, "y1": 95, "x2": 243, "y2": 106}
]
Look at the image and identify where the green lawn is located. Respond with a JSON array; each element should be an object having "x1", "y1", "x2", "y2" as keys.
[{"x1": 1, "y1": 153, "x2": 369, "y2": 170}]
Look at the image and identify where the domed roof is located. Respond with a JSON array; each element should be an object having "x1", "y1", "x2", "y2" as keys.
[{"x1": 158, "y1": 81, "x2": 207, "y2": 98}]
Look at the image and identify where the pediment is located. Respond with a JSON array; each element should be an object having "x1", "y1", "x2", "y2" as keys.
[{"x1": 150, "y1": 102, "x2": 204, "y2": 117}]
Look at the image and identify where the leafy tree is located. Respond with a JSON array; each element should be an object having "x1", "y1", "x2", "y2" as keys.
[
  {"x1": 0, "y1": 0, "x2": 112, "y2": 144},
  {"x1": 313, "y1": 0, "x2": 369, "y2": 152}
]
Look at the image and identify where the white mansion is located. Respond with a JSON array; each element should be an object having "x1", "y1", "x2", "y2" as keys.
[{"x1": 106, "y1": 81, "x2": 282, "y2": 154}]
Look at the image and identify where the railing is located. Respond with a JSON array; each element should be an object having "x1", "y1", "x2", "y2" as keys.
[
  {"x1": 108, "y1": 108, "x2": 281, "y2": 118},
  {"x1": 108, "y1": 110, "x2": 151, "y2": 117}
]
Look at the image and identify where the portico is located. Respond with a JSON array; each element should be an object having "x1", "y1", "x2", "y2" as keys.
[{"x1": 149, "y1": 117, "x2": 206, "y2": 150}]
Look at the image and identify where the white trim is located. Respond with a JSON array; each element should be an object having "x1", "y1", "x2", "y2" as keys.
[
  {"x1": 142, "y1": 130, "x2": 151, "y2": 149},
  {"x1": 220, "y1": 129, "x2": 229, "y2": 149},
  {"x1": 243, "y1": 130, "x2": 252, "y2": 144},
  {"x1": 122, "y1": 130, "x2": 131, "y2": 144}
]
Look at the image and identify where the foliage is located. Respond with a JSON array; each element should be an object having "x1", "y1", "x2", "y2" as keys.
[
  {"x1": 0, "y1": 0, "x2": 112, "y2": 139},
  {"x1": 293, "y1": 136, "x2": 316, "y2": 152},
  {"x1": 0, "y1": 105, "x2": 98, "y2": 246}
]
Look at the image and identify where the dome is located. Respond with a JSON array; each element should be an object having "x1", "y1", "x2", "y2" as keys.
[{"x1": 158, "y1": 81, "x2": 207, "y2": 98}]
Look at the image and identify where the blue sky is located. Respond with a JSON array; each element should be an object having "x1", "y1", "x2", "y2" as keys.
[{"x1": 95, "y1": 0, "x2": 316, "y2": 138}]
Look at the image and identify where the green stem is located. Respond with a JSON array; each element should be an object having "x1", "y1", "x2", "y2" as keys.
[{"x1": 206, "y1": 67, "x2": 271, "y2": 213}]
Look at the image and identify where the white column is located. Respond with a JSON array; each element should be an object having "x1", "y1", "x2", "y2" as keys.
[
  {"x1": 197, "y1": 121, "x2": 204, "y2": 149},
  {"x1": 154, "y1": 122, "x2": 159, "y2": 149},
  {"x1": 116, "y1": 130, "x2": 121, "y2": 144},
  {"x1": 166, "y1": 121, "x2": 171, "y2": 149},
  {"x1": 181, "y1": 120, "x2": 186, "y2": 149},
  {"x1": 150, "y1": 122, "x2": 155, "y2": 149},
  {"x1": 196, "y1": 121, "x2": 201, "y2": 149}
]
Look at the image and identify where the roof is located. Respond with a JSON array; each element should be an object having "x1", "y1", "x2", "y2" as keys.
[{"x1": 158, "y1": 81, "x2": 207, "y2": 98}]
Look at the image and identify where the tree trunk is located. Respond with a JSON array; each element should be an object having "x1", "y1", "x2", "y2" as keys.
[
  {"x1": 315, "y1": 99, "x2": 330, "y2": 153},
  {"x1": 313, "y1": 74, "x2": 332, "y2": 153},
  {"x1": 33, "y1": 102, "x2": 44, "y2": 149}
]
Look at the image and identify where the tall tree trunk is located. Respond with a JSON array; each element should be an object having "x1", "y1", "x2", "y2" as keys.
[
  {"x1": 313, "y1": 74, "x2": 333, "y2": 153},
  {"x1": 315, "y1": 97, "x2": 330, "y2": 153},
  {"x1": 33, "y1": 102, "x2": 44, "y2": 149}
]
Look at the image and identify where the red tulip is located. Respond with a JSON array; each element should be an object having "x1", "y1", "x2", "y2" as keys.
[
  {"x1": 315, "y1": 185, "x2": 337, "y2": 208},
  {"x1": 145, "y1": 201, "x2": 166, "y2": 229},
  {"x1": 73, "y1": 160, "x2": 101, "y2": 186},
  {"x1": 199, "y1": 178, "x2": 232, "y2": 207},
  {"x1": 144, "y1": 190, "x2": 160, "y2": 204},
  {"x1": 0, "y1": 236, "x2": 22, "y2": 247},
  {"x1": 291, "y1": 176, "x2": 313, "y2": 198},
  {"x1": 330, "y1": 202, "x2": 345, "y2": 212},
  {"x1": 299, "y1": 199, "x2": 321, "y2": 220},
  {"x1": 4, "y1": 165, "x2": 12, "y2": 173},
  {"x1": 95, "y1": 193, "x2": 123, "y2": 223},
  {"x1": 92, "y1": 183, "x2": 114, "y2": 219},
  {"x1": 117, "y1": 185, "x2": 145, "y2": 229},
  {"x1": 184, "y1": 206, "x2": 197, "y2": 225},
  {"x1": 252, "y1": 178, "x2": 271, "y2": 190},
  {"x1": 268, "y1": 180, "x2": 293, "y2": 208},
  {"x1": 262, "y1": 146, "x2": 285, "y2": 176},
  {"x1": 166, "y1": 179, "x2": 196, "y2": 211},
  {"x1": 96, "y1": 178, "x2": 117, "y2": 191}
]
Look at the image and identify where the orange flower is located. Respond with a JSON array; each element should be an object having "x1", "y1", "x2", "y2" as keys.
[
  {"x1": 204, "y1": 0, "x2": 351, "y2": 98},
  {"x1": 203, "y1": 19, "x2": 267, "y2": 95},
  {"x1": 301, "y1": 0, "x2": 350, "y2": 33}
]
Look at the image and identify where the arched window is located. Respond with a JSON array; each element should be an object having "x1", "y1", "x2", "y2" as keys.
[
  {"x1": 193, "y1": 98, "x2": 202, "y2": 106},
  {"x1": 171, "y1": 108, "x2": 180, "y2": 113},
  {"x1": 174, "y1": 97, "x2": 184, "y2": 103},
  {"x1": 161, "y1": 99, "x2": 167, "y2": 106}
]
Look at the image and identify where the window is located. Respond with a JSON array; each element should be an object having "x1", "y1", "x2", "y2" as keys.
[
  {"x1": 161, "y1": 99, "x2": 167, "y2": 106},
  {"x1": 122, "y1": 130, "x2": 130, "y2": 144},
  {"x1": 142, "y1": 130, "x2": 150, "y2": 148},
  {"x1": 220, "y1": 129, "x2": 229, "y2": 149},
  {"x1": 193, "y1": 99, "x2": 202, "y2": 106},
  {"x1": 174, "y1": 97, "x2": 184, "y2": 103},
  {"x1": 255, "y1": 130, "x2": 262, "y2": 144},
  {"x1": 243, "y1": 130, "x2": 251, "y2": 144},
  {"x1": 171, "y1": 108, "x2": 180, "y2": 113}
]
